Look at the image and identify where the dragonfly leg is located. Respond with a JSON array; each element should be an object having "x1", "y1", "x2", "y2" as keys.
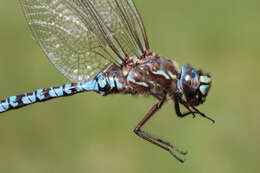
[
  {"x1": 174, "y1": 97, "x2": 197, "y2": 118},
  {"x1": 174, "y1": 95, "x2": 215, "y2": 123},
  {"x1": 192, "y1": 106, "x2": 215, "y2": 124},
  {"x1": 137, "y1": 130, "x2": 187, "y2": 155},
  {"x1": 134, "y1": 97, "x2": 187, "y2": 162}
]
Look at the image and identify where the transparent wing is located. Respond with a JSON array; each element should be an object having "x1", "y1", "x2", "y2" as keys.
[{"x1": 19, "y1": 0, "x2": 149, "y2": 82}]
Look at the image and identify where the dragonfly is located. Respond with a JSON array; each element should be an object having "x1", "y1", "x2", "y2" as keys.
[{"x1": 0, "y1": 0, "x2": 214, "y2": 162}]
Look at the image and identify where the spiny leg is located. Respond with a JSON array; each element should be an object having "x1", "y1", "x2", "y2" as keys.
[
  {"x1": 174, "y1": 95, "x2": 215, "y2": 123},
  {"x1": 138, "y1": 130, "x2": 187, "y2": 155},
  {"x1": 192, "y1": 106, "x2": 215, "y2": 124},
  {"x1": 134, "y1": 97, "x2": 186, "y2": 163},
  {"x1": 134, "y1": 98, "x2": 172, "y2": 148},
  {"x1": 174, "y1": 97, "x2": 197, "y2": 118}
]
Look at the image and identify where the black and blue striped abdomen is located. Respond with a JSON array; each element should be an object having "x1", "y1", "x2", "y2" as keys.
[{"x1": 0, "y1": 71, "x2": 122, "y2": 113}]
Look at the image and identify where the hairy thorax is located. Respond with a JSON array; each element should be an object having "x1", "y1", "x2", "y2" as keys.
[{"x1": 103, "y1": 52, "x2": 180, "y2": 99}]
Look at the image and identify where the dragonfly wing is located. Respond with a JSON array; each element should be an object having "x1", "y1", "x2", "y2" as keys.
[
  {"x1": 19, "y1": 0, "x2": 149, "y2": 82},
  {"x1": 88, "y1": 0, "x2": 150, "y2": 57}
]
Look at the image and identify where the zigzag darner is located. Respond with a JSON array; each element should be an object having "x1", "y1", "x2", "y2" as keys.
[{"x1": 0, "y1": 0, "x2": 214, "y2": 162}]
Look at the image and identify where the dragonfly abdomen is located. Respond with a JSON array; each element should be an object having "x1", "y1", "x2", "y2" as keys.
[
  {"x1": 0, "y1": 78, "x2": 104, "y2": 113},
  {"x1": 0, "y1": 69, "x2": 128, "y2": 113}
]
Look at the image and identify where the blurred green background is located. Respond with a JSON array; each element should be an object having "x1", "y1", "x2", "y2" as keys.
[{"x1": 0, "y1": 0, "x2": 259, "y2": 172}]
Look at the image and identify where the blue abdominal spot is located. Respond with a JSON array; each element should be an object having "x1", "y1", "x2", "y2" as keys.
[
  {"x1": 54, "y1": 86, "x2": 64, "y2": 96},
  {"x1": 96, "y1": 73, "x2": 106, "y2": 88},
  {"x1": 64, "y1": 84, "x2": 72, "y2": 94},
  {"x1": 98, "y1": 78, "x2": 106, "y2": 88},
  {"x1": 9, "y1": 96, "x2": 18, "y2": 107},
  {"x1": 1, "y1": 99, "x2": 9, "y2": 109},
  {"x1": 0, "y1": 105, "x2": 5, "y2": 112},
  {"x1": 49, "y1": 88, "x2": 57, "y2": 97},
  {"x1": 115, "y1": 78, "x2": 123, "y2": 89},
  {"x1": 21, "y1": 95, "x2": 31, "y2": 104},
  {"x1": 82, "y1": 80, "x2": 99, "y2": 91},
  {"x1": 76, "y1": 83, "x2": 84, "y2": 92},
  {"x1": 28, "y1": 92, "x2": 36, "y2": 102},
  {"x1": 36, "y1": 89, "x2": 45, "y2": 100},
  {"x1": 106, "y1": 77, "x2": 115, "y2": 88}
]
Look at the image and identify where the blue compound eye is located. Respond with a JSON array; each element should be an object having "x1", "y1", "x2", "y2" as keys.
[{"x1": 191, "y1": 69, "x2": 197, "y2": 78}]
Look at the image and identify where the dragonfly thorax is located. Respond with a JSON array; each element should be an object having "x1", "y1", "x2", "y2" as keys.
[{"x1": 117, "y1": 53, "x2": 181, "y2": 99}]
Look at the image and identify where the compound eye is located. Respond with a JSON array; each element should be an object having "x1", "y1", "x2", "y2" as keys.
[
  {"x1": 200, "y1": 85, "x2": 210, "y2": 95},
  {"x1": 185, "y1": 75, "x2": 191, "y2": 82},
  {"x1": 200, "y1": 75, "x2": 211, "y2": 84}
]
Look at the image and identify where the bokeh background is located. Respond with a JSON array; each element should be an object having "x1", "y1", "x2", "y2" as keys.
[{"x1": 0, "y1": 0, "x2": 259, "y2": 172}]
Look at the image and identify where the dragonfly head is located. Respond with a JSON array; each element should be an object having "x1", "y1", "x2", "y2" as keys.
[{"x1": 177, "y1": 66, "x2": 212, "y2": 106}]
